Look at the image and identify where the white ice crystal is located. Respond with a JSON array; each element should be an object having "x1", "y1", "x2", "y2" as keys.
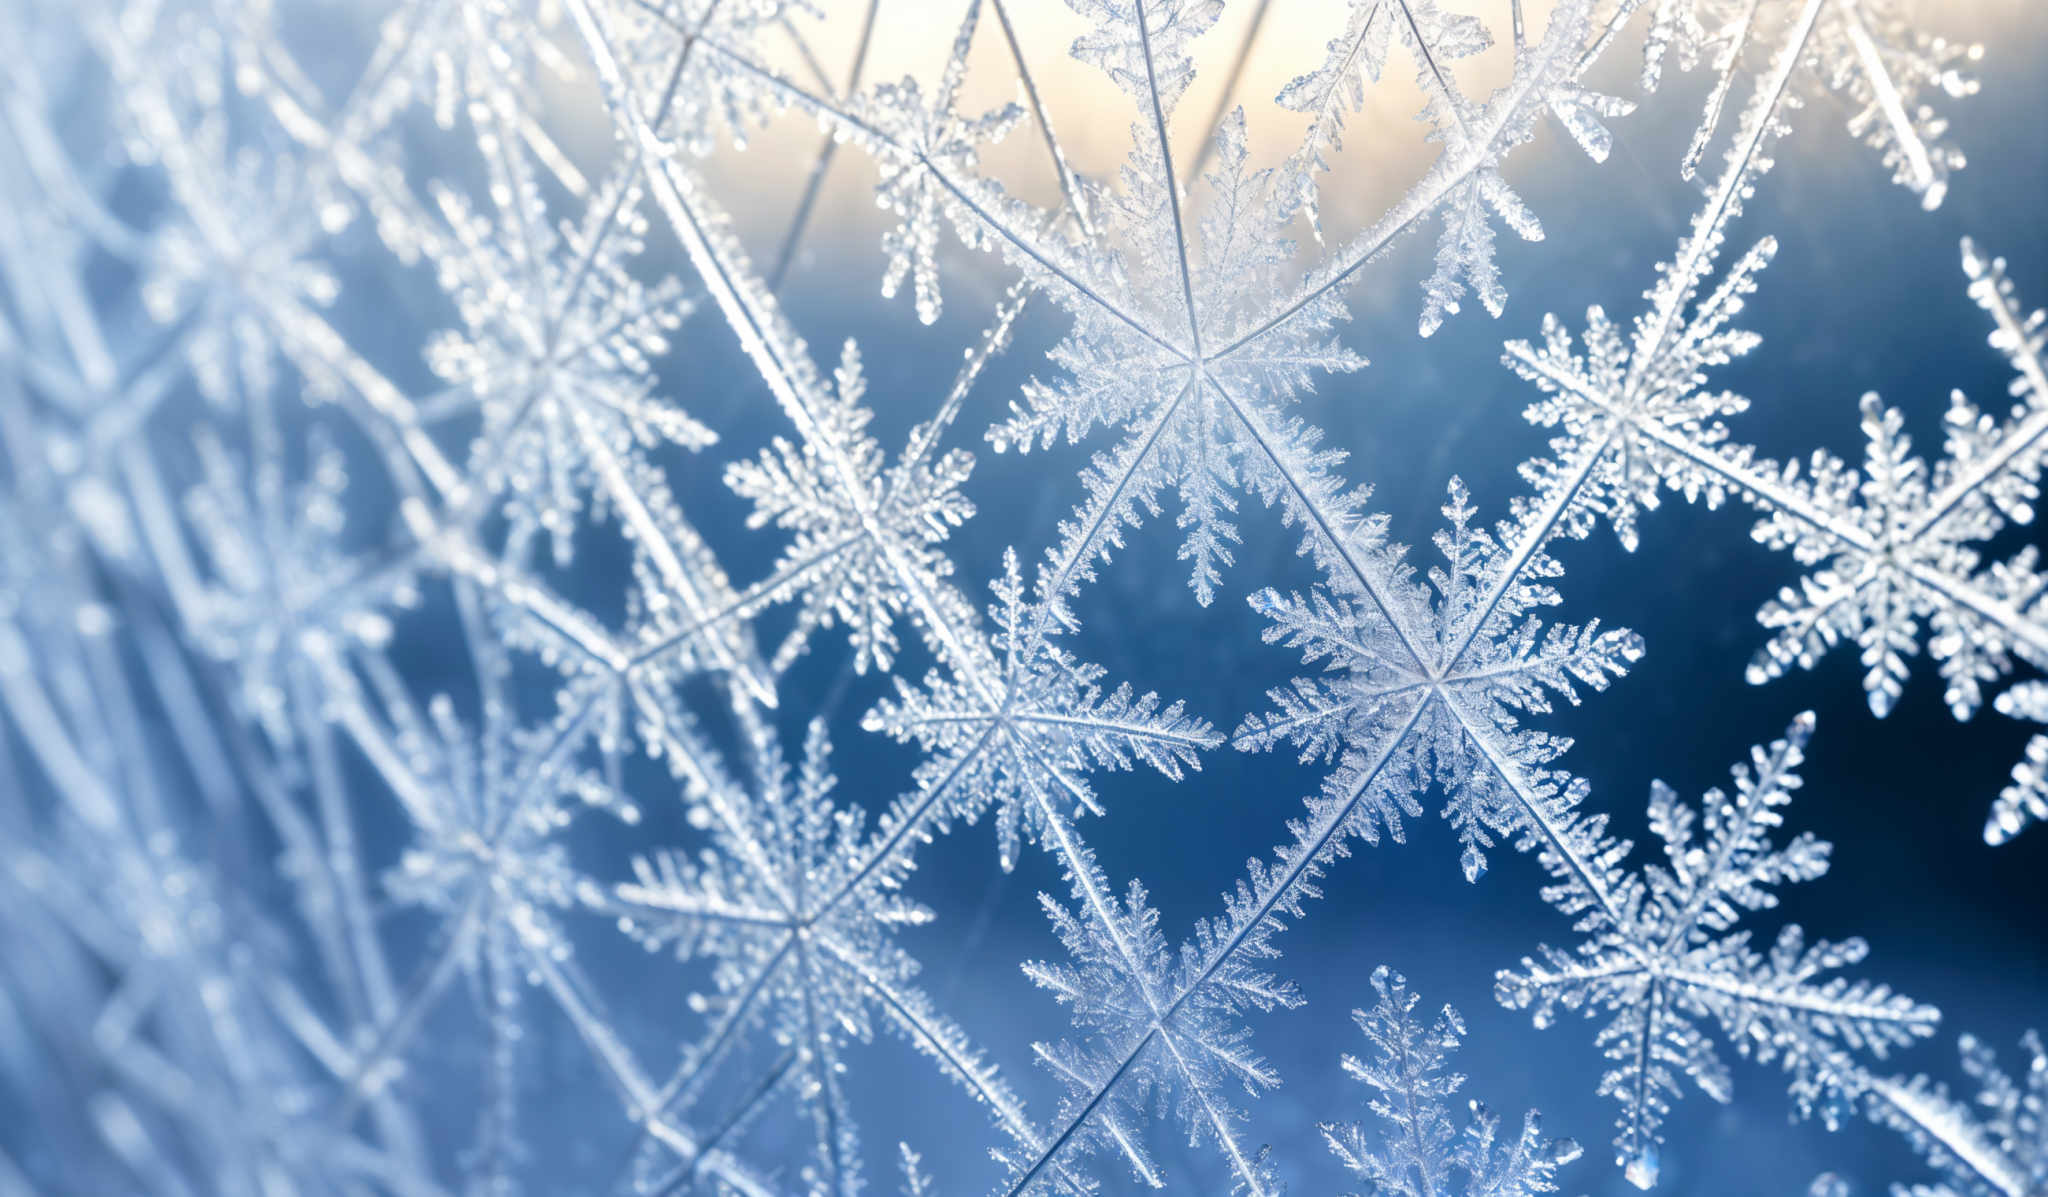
[
  {"x1": 1323, "y1": 966, "x2": 1582, "y2": 1196},
  {"x1": 1497, "y1": 714, "x2": 1937, "y2": 1187},
  {"x1": 1860, "y1": 1031, "x2": 2046, "y2": 1197}
]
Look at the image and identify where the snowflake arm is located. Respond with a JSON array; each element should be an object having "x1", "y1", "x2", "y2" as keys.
[
  {"x1": 1634, "y1": 0, "x2": 1978, "y2": 207},
  {"x1": 1817, "y1": 0, "x2": 1981, "y2": 209},
  {"x1": 1322, "y1": 966, "x2": 1581, "y2": 1197},
  {"x1": 1066, "y1": 0, "x2": 1224, "y2": 117},
  {"x1": 1860, "y1": 1032, "x2": 2045, "y2": 1197},
  {"x1": 1411, "y1": 1, "x2": 1631, "y2": 336},
  {"x1": 1272, "y1": 0, "x2": 1491, "y2": 238}
]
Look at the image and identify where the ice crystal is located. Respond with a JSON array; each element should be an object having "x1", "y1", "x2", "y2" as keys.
[
  {"x1": 1274, "y1": 0, "x2": 1493, "y2": 236},
  {"x1": 1498, "y1": 714, "x2": 1938, "y2": 1186},
  {"x1": 1410, "y1": 3, "x2": 1633, "y2": 335},
  {"x1": 1017, "y1": 863, "x2": 1298, "y2": 1194},
  {"x1": 1322, "y1": 966, "x2": 1582, "y2": 1196},
  {"x1": 867, "y1": 551, "x2": 1219, "y2": 872},
  {"x1": 610, "y1": 716, "x2": 943, "y2": 1193},
  {"x1": 859, "y1": 0, "x2": 1024, "y2": 324},
  {"x1": 1238, "y1": 478, "x2": 1643, "y2": 883},
  {"x1": 987, "y1": 103, "x2": 1368, "y2": 604},
  {"x1": 1859, "y1": 1032, "x2": 2047, "y2": 1197},
  {"x1": 725, "y1": 340, "x2": 977, "y2": 674},
  {"x1": 423, "y1": 163, "x2": 709, "y2": 561}
]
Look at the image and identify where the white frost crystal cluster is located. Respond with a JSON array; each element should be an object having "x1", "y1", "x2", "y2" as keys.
[{"x1": 0, "y1": 0, "x2": 2037, "y2": 1193}]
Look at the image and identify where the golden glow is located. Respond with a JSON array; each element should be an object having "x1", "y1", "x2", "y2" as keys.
[
  {"x1": 697, "y1": 0, "x2": 2019, "y2": 273},
  {"x1": 704, "y1": 1, "x2": 1580, "y2": 254}
]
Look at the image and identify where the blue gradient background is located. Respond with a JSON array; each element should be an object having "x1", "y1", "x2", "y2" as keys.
[{"x1": 4, "y1": 4, "x2": 2044, "y2": 1195}]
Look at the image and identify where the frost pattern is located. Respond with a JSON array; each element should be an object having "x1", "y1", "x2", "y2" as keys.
[
  {"x1": 0, "y1": 0, "x2": 2024, "y2": 1193},
  {"x1": 1505, "y1": 44, "x2": 2048, "y2": 844}
]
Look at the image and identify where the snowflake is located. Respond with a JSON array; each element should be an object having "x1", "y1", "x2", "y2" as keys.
[
  {"x1": 180, "y1": 426, "x2": 409, "y2": 755},
  {"x1": 987, "y1": 104, "x2": 1366, "y2": 603},
  {"x1": 1238, "y1": 478, "x2": 1642, "y2": 882},
  {"x1": 1322, "y1": 965, "x2": 1581, "y2": 1197},
  {"x1": 1015, "y1": 856, "x2": 1299, "y2": 1195},
  {"x1": 612, "y1": 716, "x2": 936, "y2": 1193},
  {"x1": 725, "y1": 340, "x2": 977, "y2": 674},
  {"x1": 859, "y1": 0, "x2": 1024, "y2": 323},
  {"x1": 867, "y1": 550, "x2": 1219, "y2": 870},
  {"x1": 1511, "y1": 143, "x2": 2048, "y2": 844},
  {"x1": 424, "y1": 162, "x2": 709, "y2": 561},
  {"x1": 1497, "y1": 714, "x2": 1937, "y2": 1187}
]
